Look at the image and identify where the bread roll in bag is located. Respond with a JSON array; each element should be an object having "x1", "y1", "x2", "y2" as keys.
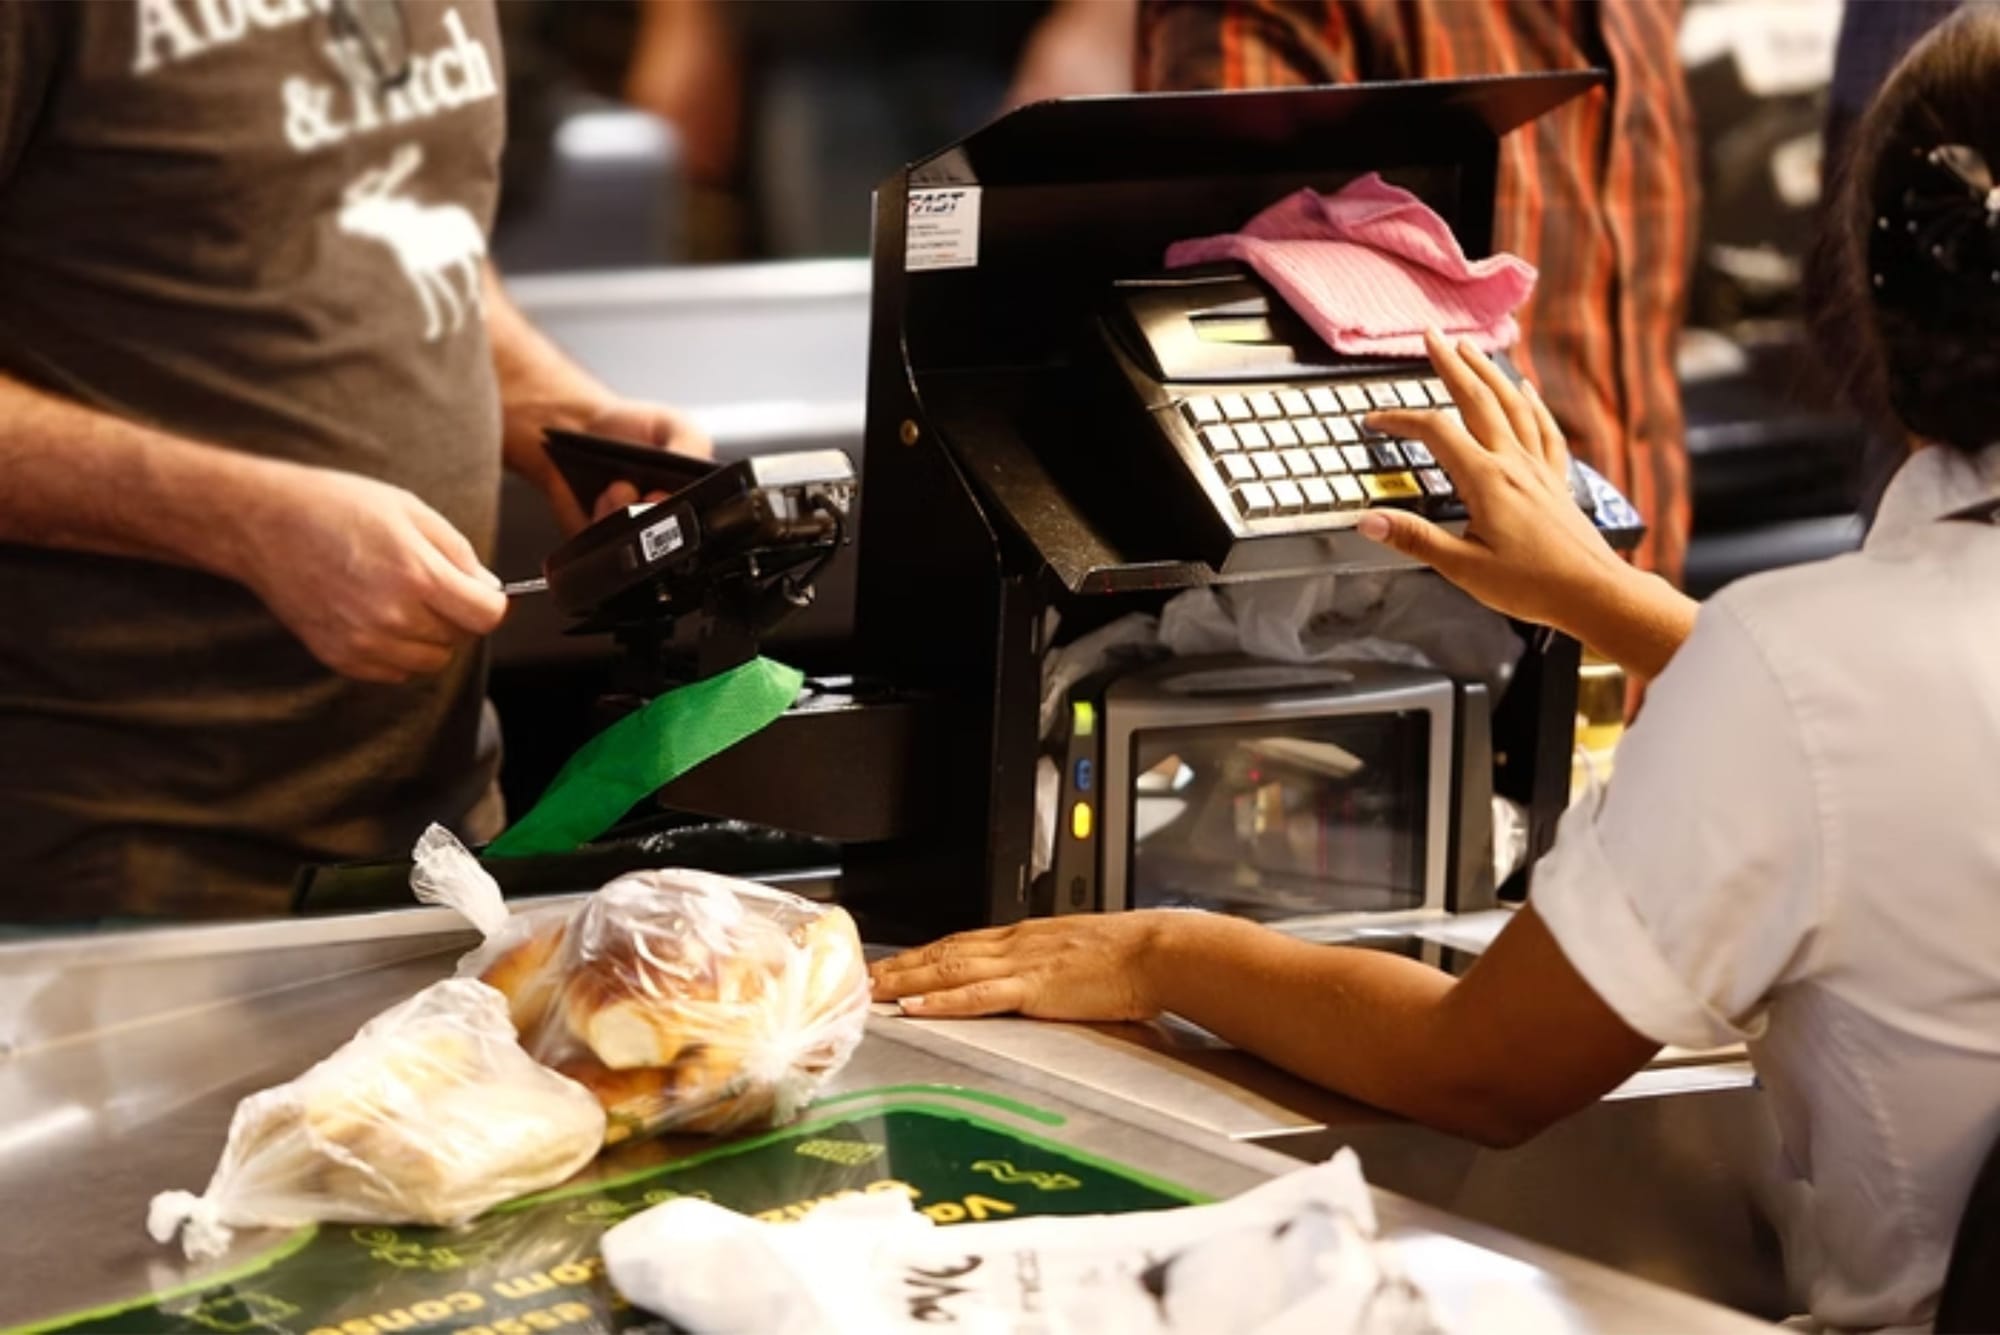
[
  {"x1": 412, "y1": 825, "x2": 870, "y2": 1142},
  {"x1": 149, "y1": 979, "x2": 606, "y2": 1261}
]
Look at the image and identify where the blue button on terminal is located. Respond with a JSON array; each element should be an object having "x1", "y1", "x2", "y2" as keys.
[{"x1": 1074, "y1": 757, "x2": 1093, "y2": 793}]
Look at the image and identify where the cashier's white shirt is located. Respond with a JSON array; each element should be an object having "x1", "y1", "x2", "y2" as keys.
[{"x1": 1533, "y1": 443, "x2": 2000, "y2": 1332}]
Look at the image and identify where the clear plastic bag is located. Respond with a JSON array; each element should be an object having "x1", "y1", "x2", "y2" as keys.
[
  {"x1": 148, "y1": 978, "x2": 606, "y2": 1262},
  {"x1": 412, "y1": 825, "x2": 871, "y2": 1144}
]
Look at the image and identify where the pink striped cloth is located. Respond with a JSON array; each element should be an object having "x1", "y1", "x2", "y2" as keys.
[{"x1": 1164, "y1": 174, "x2": 1537, "y2": 357}]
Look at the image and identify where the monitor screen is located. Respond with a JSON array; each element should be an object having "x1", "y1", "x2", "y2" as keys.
[{"x1": 1126, "y1": 710, "x2": 1429, "y2": 922}]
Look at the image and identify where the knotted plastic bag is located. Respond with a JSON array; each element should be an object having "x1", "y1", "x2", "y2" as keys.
[
  {"x1": 148, "y1": 979, "x2": 606, "y2": 1262},
  {"x1": 411, "y1": 825, "x2": 871, "y2": 1143}
]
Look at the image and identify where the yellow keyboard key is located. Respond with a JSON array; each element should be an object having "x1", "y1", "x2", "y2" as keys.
[{"x1": 1361, "y1": 471, "x2": 1423, "y2": 502}]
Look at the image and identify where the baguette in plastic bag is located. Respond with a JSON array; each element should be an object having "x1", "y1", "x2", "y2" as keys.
[
  {"x1": 411, "y1": 826, "x2": 870, "y2": 1143},
  {"x1": 149, "y1": 979, "x2": 606, "y2": 1261}
]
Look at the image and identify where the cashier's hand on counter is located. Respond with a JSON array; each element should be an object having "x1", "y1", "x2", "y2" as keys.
[
  {"x1": 1360, "y1": 329, "x2": 1698, "y2": 681},
  {"x1": 234, "y1": 461, "x2": 508, "y2": 686},
  {"x1": 872, "y1": 913, "x2": 1174, "y2": 1020}
]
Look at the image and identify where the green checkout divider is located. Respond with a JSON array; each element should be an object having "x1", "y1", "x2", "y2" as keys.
[
  {"x1": 16, "y1": 1089, "x2": 1204, "y2": 1335},
  {"x1": 486, "y1": 657, "x2": 804, "y2": 858}
]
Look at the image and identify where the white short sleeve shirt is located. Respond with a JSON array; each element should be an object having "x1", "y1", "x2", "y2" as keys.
[{"x1": 1533, "y1": 444, "x2": 2000, "y2": 1331}]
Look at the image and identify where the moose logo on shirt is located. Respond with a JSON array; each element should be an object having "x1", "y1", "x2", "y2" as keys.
[{"x1": 339, "y1": 145, "x2": 486, "y2": 342}]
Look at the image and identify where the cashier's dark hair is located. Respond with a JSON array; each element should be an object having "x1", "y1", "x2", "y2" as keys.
[{"x1": 1815, "y1": 4, "x2": 2000, "y2": 456}]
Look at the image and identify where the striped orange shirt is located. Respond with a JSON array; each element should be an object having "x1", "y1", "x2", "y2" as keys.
[{"x1": 1139, "y1": 0, "x2": 1697, "y2": 582}]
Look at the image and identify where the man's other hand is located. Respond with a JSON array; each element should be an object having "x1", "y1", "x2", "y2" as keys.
[
  {"x1": 237, "y1": 463, "x2": 507, "y2": 685},
  {"x1": 547, "y1": 399, "x2": 714, "y2": 534}
]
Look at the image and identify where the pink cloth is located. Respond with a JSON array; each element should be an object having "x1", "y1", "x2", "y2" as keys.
[{"x1": 1164, "y1": 174, "x2": 1537, "y2": 358}]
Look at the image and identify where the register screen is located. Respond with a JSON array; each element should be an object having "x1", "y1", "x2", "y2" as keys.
[{"x1": 1127, "y1": 711, "x2": 1428, "y2": 921}]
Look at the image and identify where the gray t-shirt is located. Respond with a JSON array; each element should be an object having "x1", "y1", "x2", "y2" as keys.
[{"x1": 0, "y1": 0, "x2": 509, "y2": 919}]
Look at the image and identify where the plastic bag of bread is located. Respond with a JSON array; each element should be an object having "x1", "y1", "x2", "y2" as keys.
[
  {"x1": 411, "y1": 825, "x2": 870, "y2": 1144},
  {"x1": 148, "y1": 979, "x2": 606, "y2": 1261}
]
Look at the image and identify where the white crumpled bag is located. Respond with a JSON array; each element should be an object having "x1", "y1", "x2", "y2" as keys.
[
  {"x1": 148, "y1": 979, "x2": 606, "y2": 1262},
  {"x1": 1158, "y1": 572, "x2": 1521, "y2": 692},
  {"x1": 600, "y1": 1149, "x2": 1444, "y2": 1335},
  {"x1": 411, "y1": 826, "x2": 871, "y2": 1144}
]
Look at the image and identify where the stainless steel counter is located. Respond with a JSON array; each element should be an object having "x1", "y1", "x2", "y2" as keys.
[{"x1": 0, "y1": 909, "x2": 1774, "y2": 1333}]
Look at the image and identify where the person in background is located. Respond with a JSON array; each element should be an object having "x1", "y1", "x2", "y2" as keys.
[
  {"x1": 1138, "y1": 0, "x2": 1698, "y2": 586},
  {"x1": 876, "y1": 8, "x2": 2000, "y2": 1326},
  {"x1": 0, "y1": 1, "x2": 706, "y2": 922},
  {"x1": 616, "y1": 0, "x2": 1134, "y2": 260}
]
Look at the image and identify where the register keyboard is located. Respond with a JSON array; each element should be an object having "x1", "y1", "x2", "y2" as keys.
[{"x1": 1177, "y1": 376, "x2": 1465, "y2": 528}]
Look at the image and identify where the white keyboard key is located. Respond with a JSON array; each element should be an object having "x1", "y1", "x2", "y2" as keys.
[
  {"x1": 1311, "y1": 446, "x2": 1348, "y2": 474},
  {"x1": 1276, "y1": 389, "x2": 1313, "y2": 418},
  {"x1": 1219, "y1": 394, "x2": 1252, "y2": 421},
  {"x1": 1200, "y1": 424, "x2": 1239, "y2": 453},
  {"x1": 1326, "y1": 416, "x2": 1360, "y2": 443},
  {"x1": 1222, "y1": 453, "x2": 1257, "y2": 483},
  {"x1": 1341, "y1": 444, "x2": 1374, "y2": 472},
  {"x1": 1300, "y1": 476, "x2": 1335, "y2": 508},
  {"x1": 1282, "y1": 449, "x2": 1316, "y2": 478},
  {"x1": 1336, "y1": 384, "x2": 1371, "y2": 413},
  {"x1": 1252, "y1": 452, "x2": 1288, "y2": 481},
  {"x1": 1424, "y1": 378, "x2": 1452, "y2": 406},
  {"x1": 1331, "y1": 475, "x2": 1366, "y2": 507},
  {"x1": 1183, "y1": 396, "x2": 1222, "y2": 425},
  {"x1": 1247, "y1": 391, "x2": 1282, "y2": 419},
  {"x1": 1266, "y1": 420, "x2": 1301, "y2": 448},
  {"x1": 1307, "y1": 385, "x2": 1342, "y2": 414},
  {"x1": 1367, "y1": 382, "x2": 1401, "y2": 409},
  {"x1": 1270, "y1": 479, "x2": 1305, "y2": 511},
  {"x1": 1296, "y1": 418, "x2": 1330, "y2": 446},
  {"x1": 1395, "y1": 380, "x2": 1429, "y2": 408},
  {"x1": 1238, "y1": 482, "x2": 1275, "y2": 515},
  {"x1": 1236, "y1": 422, "x2": 1270, "y2": 450}
]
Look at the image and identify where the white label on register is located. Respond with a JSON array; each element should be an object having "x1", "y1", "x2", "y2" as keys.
[
  {"x1": 905, "y1": 187, "x2": 981, "y2": 271},
  {"x1": 639, "y1": 513, "x2": 684, "y2": 563}
]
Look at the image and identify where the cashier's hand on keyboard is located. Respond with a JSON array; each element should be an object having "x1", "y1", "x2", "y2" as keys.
[
  {"x1": 1356, "y1": 329, "x2": 1625, "y2": 633},
  {"x1": 870, "y1": 914, "x2": 1172, "y2": 1021},
  {"x1": 235, "y1": 463, "x2": 508, "y2": 685}
]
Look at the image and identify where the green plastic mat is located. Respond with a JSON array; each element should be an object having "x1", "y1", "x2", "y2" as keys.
[
  {"x1": 487, "y1": 657, "x2": 803, "y2": 858},
  {"x1": 18, "y1": 1091, "x2": 1202, "y2": 1335}
]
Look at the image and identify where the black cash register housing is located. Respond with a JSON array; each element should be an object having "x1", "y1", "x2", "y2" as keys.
[{"x1": 842, "y1": 71, "x2": 1633, "y2": 939}]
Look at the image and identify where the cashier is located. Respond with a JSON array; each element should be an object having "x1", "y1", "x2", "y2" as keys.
[
  {"x1": 0, "y1": 2, "x2": 704, "y2": 921},
  {"x1": 874, "y1": 10, "x2": 2000, "y2": 1330}
]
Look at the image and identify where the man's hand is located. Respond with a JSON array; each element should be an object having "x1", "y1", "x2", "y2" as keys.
[
  {"x1": 575, "y1": 398, "x2": 714, "y2": 526},
  {"x1": 234, "y1": 463, "x2": 508, "y2": 685},
  {"x1": 869, "y1": 913, "x2": 1175, "y2": 1021}
]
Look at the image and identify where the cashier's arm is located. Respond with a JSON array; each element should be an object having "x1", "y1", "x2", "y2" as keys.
[
  {"x1": 871, "y1": 906, "x2": 1660, "y2": 1148},
  {"x1": 482, "y1": 263, "x2": 711, "y2": 537},
  {"x1": 1362, "y1": 331, "x2": 1698, "y2": 682}
]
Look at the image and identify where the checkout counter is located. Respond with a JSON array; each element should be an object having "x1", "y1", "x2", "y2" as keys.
[
  {"x1": 1, "y1": 78, "x2": 1794, "y2": 1332},
  {"x1": 0, "y1": 908, "x2": 1776, "y2": 1333}
]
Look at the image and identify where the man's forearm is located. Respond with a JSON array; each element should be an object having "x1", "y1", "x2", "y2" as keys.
[
  {"x1": 0, "y1": 372, "x2": 272, "y2": 580},
  {"x1": 1143, "y1": 914, "x2": 1517, "y2": 1142},
  {"x1": 482, "y1": 264, "x2": 612, "y2": 484}
]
